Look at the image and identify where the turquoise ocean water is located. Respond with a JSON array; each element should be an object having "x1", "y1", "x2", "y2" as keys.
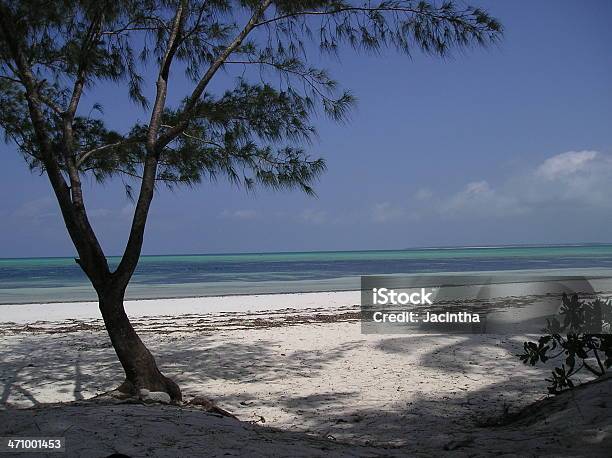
[{"x1": 2, "y1": 244, "x2": 612, "y2": 304}]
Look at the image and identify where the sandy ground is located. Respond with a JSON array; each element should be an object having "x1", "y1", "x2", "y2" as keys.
[
  {"x1": 0, "y1": 291, "x2": 361, "y2": 323},
  {"x1": 0, "y1": 295, "x2": 610, "y2": 456}
]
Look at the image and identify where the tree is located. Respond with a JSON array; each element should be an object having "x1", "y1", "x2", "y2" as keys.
[{"x1": 0, "y1": 0, "x2": 502, "y2": 401}]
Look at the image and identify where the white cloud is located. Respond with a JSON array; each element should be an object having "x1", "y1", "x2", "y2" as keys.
[
  {"x1": 121, "y1": 204, "x2": 135, "y2": 217},
  {"x1": 220, "y1": 209, "x2": 258, "y2": 220},
  {"x1": 536, "y1": 150, "x2": 599, "y2": 180},
  {"x1": 415, "y1": 188, "x2": 433, "y2": 201},
  {"x1": 464, "y1": 180, "x2": 491, "y2": 195},
  {"x1": 11, "y1": 197, "x2": 56, "y2": 222},
  {"x1": 11, "y1": 199, "x2": 141, "y2": 227},
  {"x1": 89, "y1": 208, "x2": 112, "y2": 218},
  {"x1": 298, "y1": 209, "x2": 328, "y2": 224},
  {"x1": 440, "y1": 180, "x2": 525, "y2": 217},
  {"x1": 521, "y1": 150, "x2": 612, "y2": 208},
  {"x1": 437, "y1": 150, "x2": 612, "y2": 218},
  {"x1": 371, "y1": 202, "x2": 406, "y2": 223}
]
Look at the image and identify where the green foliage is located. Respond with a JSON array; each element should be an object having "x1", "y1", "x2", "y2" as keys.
[
  {"x1": 519, "y1": 293, "x2": 612, "y2": 394},
  {"x1": 0, "y1": 0, "x2": 501, "y2": 195}
]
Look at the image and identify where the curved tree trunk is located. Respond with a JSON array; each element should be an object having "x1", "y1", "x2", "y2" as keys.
[
  {"x1": 98, "y1": 287, "x2": 181, "y2": 401},
  {"x1": 0, "y1": 2, "x2": 185, "y2": 404}
]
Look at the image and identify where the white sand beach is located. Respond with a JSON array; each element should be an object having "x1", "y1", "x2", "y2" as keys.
[
  {"x1": 1, "y1": 292, "x2": 610, "y2": 456},
  {"x1": 0, "y1": 291, "x2": 361, "y2": 323}
]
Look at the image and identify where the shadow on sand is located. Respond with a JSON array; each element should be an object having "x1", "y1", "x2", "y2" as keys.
[{"x1": 1, "y1": 322, "x2": 609, "y2": 455}]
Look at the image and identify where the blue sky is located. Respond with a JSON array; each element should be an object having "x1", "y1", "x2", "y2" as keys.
[{"x1": 1, "y1": 0, "x2": 612, "y2": 257}]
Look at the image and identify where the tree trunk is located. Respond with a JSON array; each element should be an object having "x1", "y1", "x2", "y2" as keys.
[{"x1": 98, "y1": 287, "x2": 181, "y2": 401}]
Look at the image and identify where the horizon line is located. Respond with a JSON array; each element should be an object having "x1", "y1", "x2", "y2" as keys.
[{"x1": 2, "y1": 241, "x2": 612, "y2": 261}]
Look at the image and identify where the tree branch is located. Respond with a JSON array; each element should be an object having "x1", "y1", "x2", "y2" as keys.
[
  {"x1": 66, "y1": 11, "x2": 104, "y2": 119},
  {"x1": 114, "y1": 0, "x2": 187, "y2": 286},
  {"x1": 0, "y1": 74, "x2": 21, "y2": 84},
  {"x1": 59, "y1": 10, "x2": 104, "y2": 205},
  {"x1": 156, "y1": 0, "x2": 273, "y2": 148},
  {"x1": 52, "y1": 10, "x2": 110, "y2": 282},
  {"x1": 101, "y1": 16, "x2": 169, "y2": 36},
  {"x1": 76, "y1": 139, "x2": 138, "y2": 168},
  {"x1": 253, "y1": 5, "x2": 485, "y2": 29},
  {"x1": 0, "y1": 4, "x2": 109, "y2": 284},
  {"x1": 146, "y1": 3, "x2": 187, "y2": 150},
  {"x1": 38, "y1": 93, "x2": 63, "y2": 116},
  {"x1": 160, "y1": 124, "x2": 224, "y2": 149},
  {"x1": 224, "y1": 59, "x2": 335, "y2": 102}
]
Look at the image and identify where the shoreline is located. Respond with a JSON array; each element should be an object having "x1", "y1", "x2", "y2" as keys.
[
  {"x1": 0, "y1": 291, "x2": 362, "y2": 324},
  {"x1": 0, "y1": 286, "x2": 362, "y2": 307},
  {"x1": 4, "y1": 272, "x2": 612, "y2": 325}
]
